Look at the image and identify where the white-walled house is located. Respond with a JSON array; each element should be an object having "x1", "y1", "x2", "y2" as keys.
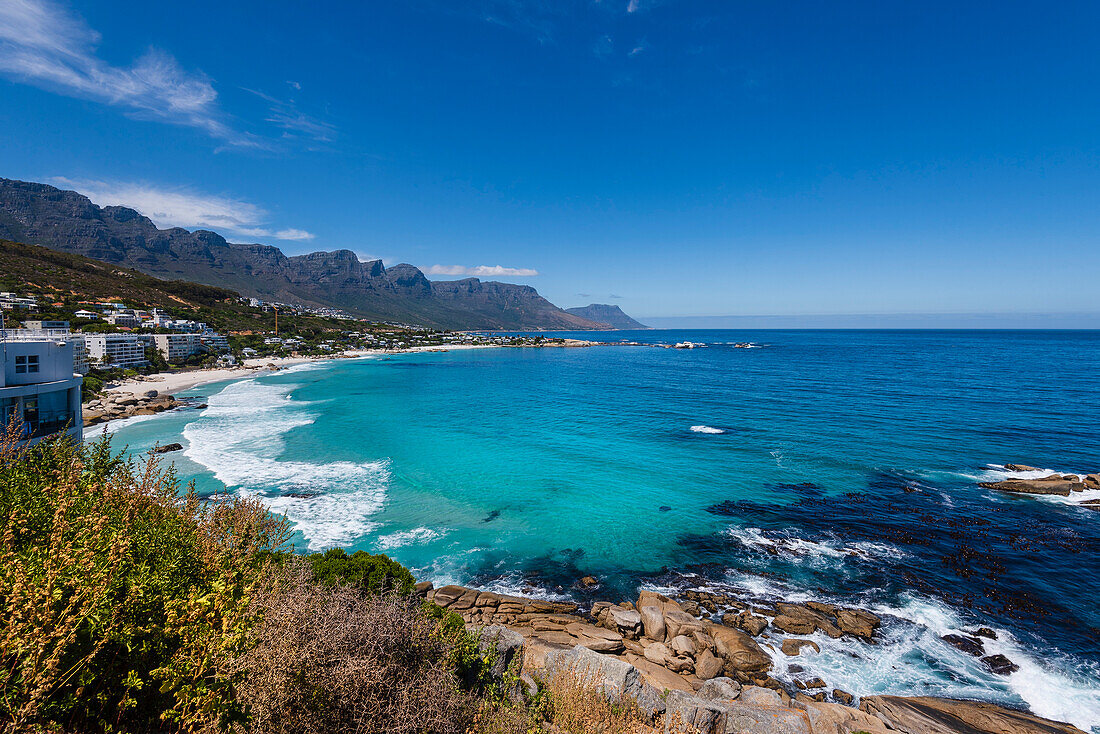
[{"x1": 0, "y1": 329, "x2": 82, "y2": 445}]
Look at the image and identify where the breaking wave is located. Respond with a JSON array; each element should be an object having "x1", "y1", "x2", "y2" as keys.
[
  {"x1": 182, "y1": 377, "x2": 389, "y2": 551},
  {"x1": 725, "y1": 526, "x2": 908, "y2": 564},
  {"x1": 691, "y1": 425, "x2": 726, "y2": 434},
  {"x1": 375, "y1": 526, "x2": 448, "y2": 550},
  {"x1": 655, "y1": 571, "x2": 1100, "y2": 733}
]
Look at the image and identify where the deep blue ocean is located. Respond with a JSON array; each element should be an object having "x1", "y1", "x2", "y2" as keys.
[{"x1": 93, "y1": 330, "x2": 1100, "y2": 730}]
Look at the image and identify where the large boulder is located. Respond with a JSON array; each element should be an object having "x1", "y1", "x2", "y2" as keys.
[
  {"x1": 549, "y1": 645, "x2": 667, "y2": 719},
  {"x1": 781, "y1": 639, "x2": 820, "y2": 657},
  {"x1": 638, "y1": 589, "x2": 683, "y2": 617},
  {"x1": 697, "y1": 677, "x2": 741, "y2": 702},
  {"x1": 629, "y1": 655, "x2": 694, "y2": 693},
  {"x1": 834, "y1": 608, "x2": 880, "y2": 641},
  {"x1": 802, "y1": 701, "x2": 893, "y2": 733},
  {"x1": 773, "y1": 603, "x2": 842, "y2": 638},
  {"x1": 705, "y1": 622, "x2": 772, "y2": 673},
  {"x1": 664, "y1": 690, "x2": 725, "y2": 733},
  {"x1": 565, "y1": 621, "x2": 625, "y2": 653},
  {"x1": 644, "y1": 641, "x2": 674, "y2": 666},
  {"x1": 608, "y1": 606, "x2": 643, "y2": 638},
  {"x1": 695, "y1": 649, "x2": 724, "y2": 680},
  {"x1": 476, "y1": 625, "x2": 525, "y2": 680},
  {"x1": 720, "y1": 700, "x2": 812, "y2": 734},
  {"x1": 728, "y1": 609, "x2": 769, "y2": 636},
  {"x1": 665, "y1": 610, "x2": 707, "y2": 640},
  {"x1": 859, "y1": 696, "x2": 1087, "y2": 734},
  {"x1": 639, "y1": 604, "x2": 667, "y2": 641}
]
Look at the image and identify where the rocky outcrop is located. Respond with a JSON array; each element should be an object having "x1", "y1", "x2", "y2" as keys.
[
  {"x1": 423, "y1": 582, "x2": 1081, "y2": 734},
  {"x1": 979, "y1": 474, "x2": 1087, "y2": 496},
  {"x1": 759, "y1": 601, "x2": 881, "y2": 643},
  {"x1": 859, "y1": 696, "x2": 1086, "y2": 734},
  {"x1": 980, "y1": 467, "x2": 1100, "y2": 511},
  {"x1": 82, "y1": 392, "x2": 178, "y2": 426}
]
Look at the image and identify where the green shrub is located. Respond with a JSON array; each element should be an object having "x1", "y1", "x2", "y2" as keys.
[
  {"x1": 306, "y1": 548, "x2": 416, "y2": 595},
  {"x1": 0, "y1": 427, "x2": 292, "y2": 732}
]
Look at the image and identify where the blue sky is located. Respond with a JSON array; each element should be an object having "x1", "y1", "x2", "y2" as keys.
[{"x1": 1, "y1": 1, "x2": 1098, "y2": 323}]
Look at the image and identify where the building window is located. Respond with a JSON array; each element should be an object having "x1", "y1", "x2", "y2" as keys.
[
  {"x1": 14, "y1": 355, "x2": 39, "y2": 374},
  {"x1": 22, "y1": 398, "x2": 38, "y2": 427}
]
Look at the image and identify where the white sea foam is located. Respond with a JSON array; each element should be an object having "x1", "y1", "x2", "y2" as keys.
[
  {"x1": 691, "y1": 425, "x2": 725, "y2": 434},
  {"x1": 724, "y1": 526, "x2": 907, "y2": 565},
  {"x1": 182, "y1": 377, "x2": 389, "y2": 551},
  {"x1": 759, "y1": 592, "x2": 1100, "y2": 732},
  {"x1": 375, "y1": 526, "x2": 448, "y2": 550},
  {"x1": 475, "y1": 574, "x2": 574, "y2": 602},
  {"x1": 971, "y1": 465, "x2": 1100, "y2": 511},
  {"x1": 83, "y1": 412, "x2": 163, "y2": 440},
  {"x1": 645, "y1": 571, "x2": 1100, "y2": 731}
]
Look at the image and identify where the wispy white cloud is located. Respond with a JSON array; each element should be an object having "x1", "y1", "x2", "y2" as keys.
[
  {"x1": 51, "y1": 177, "x2": 314, "y2": 242},
  {"x1": 0, "y1": 0, "x2": 259, "y2": 147},
  {"x1": 626, "y1": 0, "x2": 640, "y2": 13},
  {"x1": 426, "y1": 264, "x2": 539, "y2": 277},
  {"x1": 246, "y1": 87, "x2": 337, "y2": 144},
  {"x1": 275, "y1": 228, "x2": 315, "y2": 241}
]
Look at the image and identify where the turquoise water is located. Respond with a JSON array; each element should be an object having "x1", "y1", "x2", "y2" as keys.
[{"x1": 96, "y1": 330, "x2": 1100, "y2": 730}]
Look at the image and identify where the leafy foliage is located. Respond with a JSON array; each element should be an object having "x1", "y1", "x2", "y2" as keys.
[
  {"x1": 306, "y1": 548, "x2": 416, "y2": 595},
  {"x1": 0, "y1": 426, "x2": 292, "y2": 732}
]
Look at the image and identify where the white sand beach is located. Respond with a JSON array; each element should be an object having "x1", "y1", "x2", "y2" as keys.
[{"x1": 101, "y1": 343, "x2": 507, "y2": 396}]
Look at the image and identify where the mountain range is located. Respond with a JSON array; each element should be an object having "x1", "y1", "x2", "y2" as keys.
[
  {"x1": 0, "y1": 178, "x2": 631, "y2": 331},
  {"x1": 564, "y1": 304, "x2": 649, "y2": 330}
]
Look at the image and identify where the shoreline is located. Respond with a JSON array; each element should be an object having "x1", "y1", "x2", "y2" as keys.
[{"x1": 98, "y1": 340, "x2": 604, "y2": 398}]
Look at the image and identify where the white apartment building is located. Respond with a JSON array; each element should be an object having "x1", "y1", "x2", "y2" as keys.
[
  {"x1": 199, "y1": 332, "x2": 230, "y2": 353},
  {"x1": 0, "y1": 329, "x2": 82, "y2": 445},
  {"x1": 72, "y1": 337, "x2": 89, "y2": 375},
  {"x1": 105, "y1": 310, "x2": 141, "y2": 328},
  {"x1": 143, "y1": 309, "x2": 172, "y2": 328},
  {"x1": 0, "y1": 293, "x2": 37, "y2": 310},
  {"x1": 82, "y1": 333, "x2": 149, "y2": 368},
  {"x1": 152, "y1": 333, "x2": 205, "y2": 362}
]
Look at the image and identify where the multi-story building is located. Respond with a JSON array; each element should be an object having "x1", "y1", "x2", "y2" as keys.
[
  {"x1": 72, "y1": 336, "x2": 89, "y2": 375},
  {"x1": 104, "y1": 310, "x2": 141, "y2": 328},
  {"x1": 0, "y1": 293, "x2": 38, "y2": 310},
  {"x1": 0, "y1": 329, "x2": 82, "y2": 445},
  {"x1": 152, "y1": 333, "x2": 205, "y2": 362},
  {"x1": 143, "y1": 309, "x2": 172, "y2": 328},
  {"x1": 199, "y1": 332, "x2": 230, "y2": 353},
  {"x1": 82, "y1": 333, "x2": 149, "y2": 368}
]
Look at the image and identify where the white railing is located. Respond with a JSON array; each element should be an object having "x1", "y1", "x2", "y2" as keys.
[{"x1": 0, "y1": 328, "x2": 73, "y2": 342}]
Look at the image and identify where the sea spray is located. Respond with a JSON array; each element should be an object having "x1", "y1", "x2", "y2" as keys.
[{"x1": 183, "y1": 376, "x2": 390, "y2": 550}]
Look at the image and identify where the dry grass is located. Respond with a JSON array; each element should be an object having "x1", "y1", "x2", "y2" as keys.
[
  {"x1": 533, "y1": 664, "x2": 690, "y2": 734},
  {"x1": 230, "y1": 562, "x2": 474, "y2": 734}
]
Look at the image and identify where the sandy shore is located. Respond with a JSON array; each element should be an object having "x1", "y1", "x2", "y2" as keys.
[{"x1": 101, "y1": 343, "x2": 511, "y2": 396}]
